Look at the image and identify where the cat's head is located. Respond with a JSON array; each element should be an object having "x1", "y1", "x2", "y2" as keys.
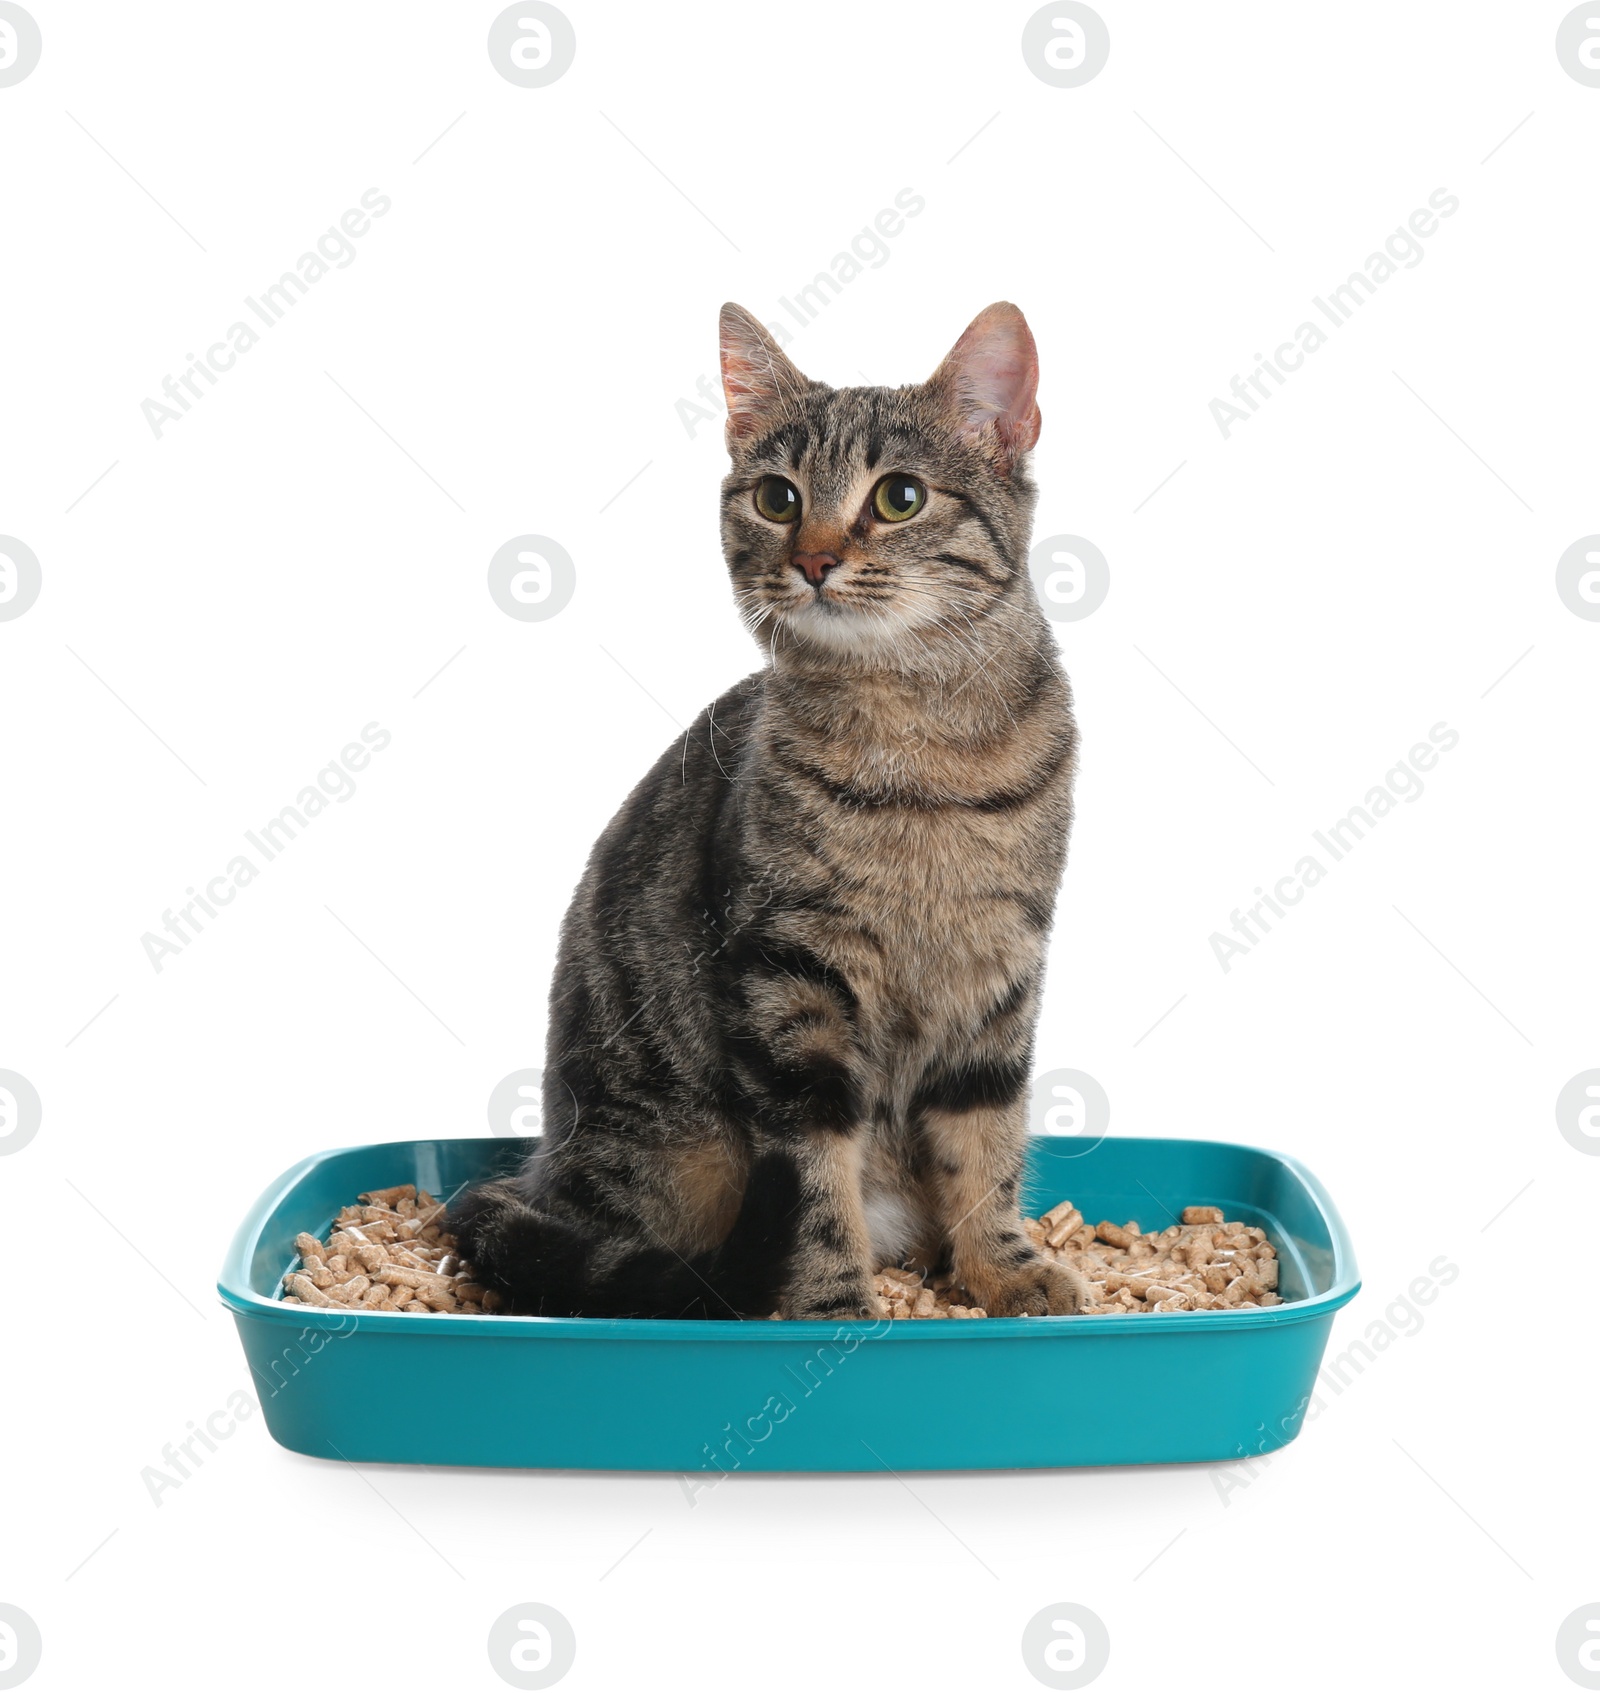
[{"x1": 718, "y1": 303, "x2": 1042, "y2": 662}]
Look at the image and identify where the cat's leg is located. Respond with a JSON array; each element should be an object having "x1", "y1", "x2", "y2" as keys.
[
  {"x1": 454, "y1": 1122, "x2": 790, "y2": 1319},
  {"x1": 767, "y1": 1128, "x2": 884, "y2": 1320},
  {"x1": 918, "y1": 1078, "x2": 1089, "y2": 1317},
  {"x1": 735, "y1": 951, "x2": 884, "y2": 1321}
]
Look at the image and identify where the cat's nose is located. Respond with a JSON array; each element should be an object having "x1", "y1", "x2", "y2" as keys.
[{"x1": 792, "y1": 551, "x2": 840, "y2": 585}]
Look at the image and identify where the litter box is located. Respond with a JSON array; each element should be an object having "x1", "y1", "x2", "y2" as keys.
[{"x1": 219, "y1": 1134, "x2": 1359, "y2": 1472}]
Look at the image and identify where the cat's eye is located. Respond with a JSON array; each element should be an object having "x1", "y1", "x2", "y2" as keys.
[
  {"x1": 753, "y1": 476, "x2": 801, "y2": 524},
  {"x1": 872, "y1": 474, "x2": 926, "y2": 523}
]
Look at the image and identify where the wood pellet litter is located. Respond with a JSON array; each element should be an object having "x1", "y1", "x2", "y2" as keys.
[
  {"x1": 278, "y1": 1185, "x2": 502, "y2": 1315},
  {"x1": 1024, "y1": 1200, "x2": 1283, "y2": 1317},
  {"x1": 866, "y1": 1202, "x2": 1284, "y2": 1320},
  {"x1": 279, "y1": 1190, "x2": 1283, "y2": 1320}
]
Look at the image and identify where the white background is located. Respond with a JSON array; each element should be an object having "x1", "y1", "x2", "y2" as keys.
[{"x1": 3, "y1": 2, "x2": 1598, "y2": 1689}]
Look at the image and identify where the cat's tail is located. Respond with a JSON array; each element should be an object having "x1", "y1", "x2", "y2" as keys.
[{"x1": 448, "y1": 1151, "x2": 801, "y2": 1319}]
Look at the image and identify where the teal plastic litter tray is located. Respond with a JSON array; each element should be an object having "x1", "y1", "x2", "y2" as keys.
[{"x1": 219, "y1": 1135, "x2": 1359, "y2": 1472}]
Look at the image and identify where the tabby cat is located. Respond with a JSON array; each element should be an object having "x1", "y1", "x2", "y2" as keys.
[{"x1": 451, "y1": 301, "x2": 1088, "y2": 1320}]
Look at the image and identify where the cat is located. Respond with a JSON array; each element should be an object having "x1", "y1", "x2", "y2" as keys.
[{"x1": 451, "y1": 301, "x2": 1089, "y2": 1321}]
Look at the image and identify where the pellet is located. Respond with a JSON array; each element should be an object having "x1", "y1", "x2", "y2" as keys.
[
  {"x1": 288, "y1": 1273, "x2": 334, "y2": 1307},
  {"x1": 1181, "y1": 1233, "x2": 1215, "y2": 1271},
  {"x1": 359, "y1": 1185, "x2": 416, "y2": 1207},
  {"x1": 1044, "y1": 1207, "x2": 1084, "y2": 1249}
]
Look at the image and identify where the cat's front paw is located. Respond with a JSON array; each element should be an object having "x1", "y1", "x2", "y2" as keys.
[
  {"x1": 965, "y1": 1254, "x2": 1089, "y2": 1317},
  {"x1": 783, "y1": 1283, "x2": 888, "y2": 1322}
]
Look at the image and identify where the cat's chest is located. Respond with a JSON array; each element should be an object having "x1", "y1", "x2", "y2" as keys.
[
  {"x1": 844, "y1": 805, "x2": 1040, "y2": 907},
  {"x1": 820, "y1": 806, "x2": 1054, "y2": 1022},
  {"x1": 753, "y1": 700, "x2": 1072, "y2": 1029}
]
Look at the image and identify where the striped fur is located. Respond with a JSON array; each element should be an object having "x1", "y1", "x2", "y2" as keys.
[{"x1": 452, "y1": 303, "x2": 1088, "y2": 1319}]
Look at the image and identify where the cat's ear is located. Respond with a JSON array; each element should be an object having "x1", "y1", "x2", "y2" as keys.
[
  {"x1": 720, "y1": 303, "x2": 806, "y2": 444},
  {"x1": 928, "y1": 302, "x2": 1041, "y2": 470}
]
